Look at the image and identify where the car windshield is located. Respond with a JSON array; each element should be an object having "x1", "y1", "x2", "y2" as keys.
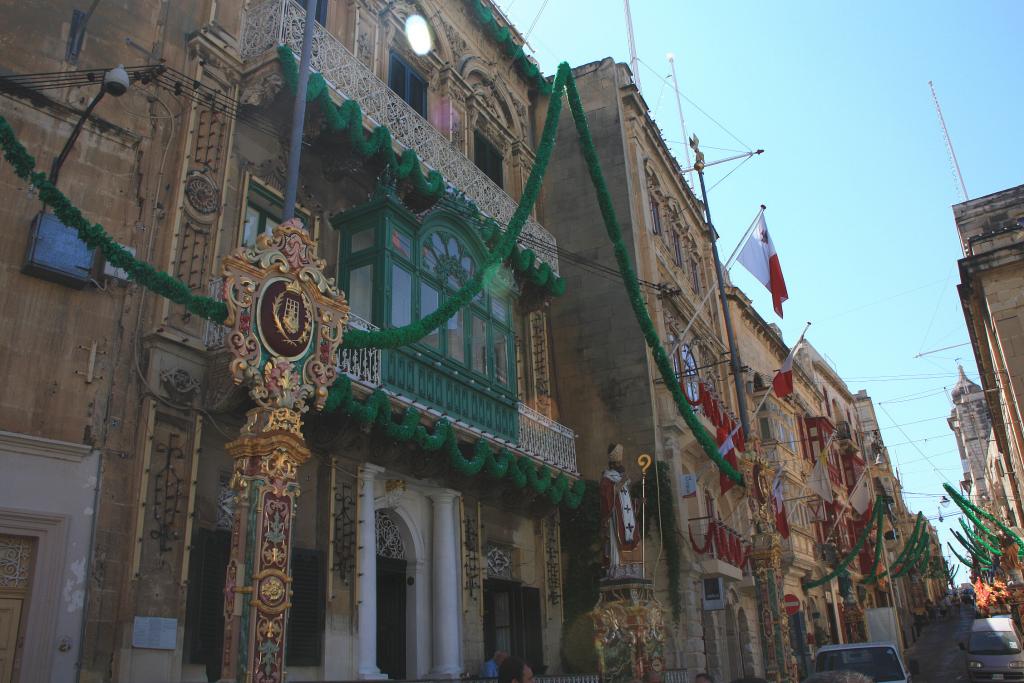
[
  {"x1": 816, "y1": 647, "x2": 905, "y2": 682},
  {"x1": 969, "y1": 630, "x2": 1022, "y2": 655}
]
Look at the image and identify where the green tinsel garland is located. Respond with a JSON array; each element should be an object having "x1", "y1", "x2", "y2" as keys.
[
  {"x1": 0, "y1": 117, "x2": 228, "y2": 322},
  {"x1": 563, "y1": 68, "x2": 743, "y2": 485},
  {"x1": 323, "y1": 374, "x2": 586, "y2": 508},
  {"x1": 952, "y1": 529, "x2": 992, "y2": 565},
  {"x1": 960, "y1": 517, "x2": 1002, "y2": 556},
  {"x1": 949, "y1": 542, "x2": 989, "y2": 569},
  {"x1": 891, "y1": 529, "x2": 931, "y2": 579},
  {"x1": 804, "y1": 497, "x2": 882, "y2": 590},
  {"x1": 465, "y1": 0, "x2": 552, "y2": 95},
  {"x1": 945, "y1": 483, "x2": 1024, "y2": 558},
  {"x1": 866, "y1": 511, "x2": 923, "y2": 584},
  {"x1": 652, "y1": 461, "x2": 683, "y2": 622},
  {"x1": 277, "y1": 48, "x2": 565, "y2": 299},
  {"x1": 860, "y1": 504, "x2": 887, "y2": 584}
]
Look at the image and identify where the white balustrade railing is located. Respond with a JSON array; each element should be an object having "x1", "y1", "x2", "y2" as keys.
[
  {"x1": 339, "y1": 313, "x2": 381, "y2": 386},
  {"x1": 517, "y1": 402, "x2": 578, "y2": 474},
  {"x1": 240, "y1": 0, "x2": 559, "y2": 274}
]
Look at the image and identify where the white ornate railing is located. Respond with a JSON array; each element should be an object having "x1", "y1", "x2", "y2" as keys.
[
  {"x1": 240, "y1": 0, "x2": 559, "y2": 274},
  {"x1": 339, "y1": 313, "x2": 381, "y2": 385},
  {"x1": 517, "y1": 402, "x2": 577, "y2": 474},
  {"x1": 203, "y1": 277, "x2": 228, "y2": 350}
]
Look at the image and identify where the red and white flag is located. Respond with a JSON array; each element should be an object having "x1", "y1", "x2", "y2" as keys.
[
  {"x1": 718, "y1": 422, "x2": 741, "y2": 495},
  {"x1": 772, "y1": 468, "x2": 790, "y2": 538},
  {"x1": 772, "y1": 344, "x2": 798, "y2": 398},
  {"x1": 737, "y1": 213, "x2": 789, "y2": 317}
]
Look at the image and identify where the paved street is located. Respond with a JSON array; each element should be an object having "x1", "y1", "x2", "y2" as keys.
[{"x1": 907, "y1": 607, "x2": 974, "y2": 683}]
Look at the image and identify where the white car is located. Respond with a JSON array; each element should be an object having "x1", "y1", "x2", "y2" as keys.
[{"x1": 814, "y1": 641, "x2": 918, "y2": 683}]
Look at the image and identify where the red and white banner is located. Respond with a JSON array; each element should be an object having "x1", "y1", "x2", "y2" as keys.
[{"x1": 737, "y1": 213, "x2": 789, "y2": 318}]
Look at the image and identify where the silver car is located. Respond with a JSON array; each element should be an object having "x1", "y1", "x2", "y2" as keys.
[{"x1": 961, "y1": 617, "x2": 1024, "y2": 681}]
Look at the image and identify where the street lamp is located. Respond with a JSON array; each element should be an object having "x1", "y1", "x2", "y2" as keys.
[{"x1": 50, "y1": 65, "x2": 130, "y2": 185}]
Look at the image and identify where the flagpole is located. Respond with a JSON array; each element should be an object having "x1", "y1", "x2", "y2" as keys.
[
  {"x1": 691, "y1": 136, "x2": 751, "y2": 440},
  {"x1": 671, "y1": 206, "x2": 767, "y2": 355},
  {"x1": 827, "y1": 468, "x2": 871, "y2": 541},
  {"x1": 749, "y1": 322, "x2": 811, "y2": 422}
]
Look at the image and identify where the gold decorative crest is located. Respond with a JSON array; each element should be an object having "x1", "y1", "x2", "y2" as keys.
[{"x1": 221, "y1": 218, "x2": 350, "y2": 414}]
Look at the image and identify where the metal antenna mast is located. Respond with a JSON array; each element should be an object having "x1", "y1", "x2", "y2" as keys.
[
  {"x1": 667, "y1": 53, "x2": 693, "y2": 187},
  {"x1": 623, "y1": 0, "x2": 640, "y2": 89},
  {"x1": 929, "y1": 80, "x2": 969, "y2": 202}
]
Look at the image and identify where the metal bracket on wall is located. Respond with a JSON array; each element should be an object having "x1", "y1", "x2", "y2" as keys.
[{"x1": 75, "y1": 340, "x2": 105, "y2": 383}]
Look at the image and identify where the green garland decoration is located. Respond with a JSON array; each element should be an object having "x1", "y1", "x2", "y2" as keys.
[
  {"x1": 860, "y1": 506, "x2": 888, "y2": 584},
  {"x1": 952, "y1": 529, "x2": 992, "y2": 565},
  {"x1": 960, "y1": 517, "x2": 1002, "y2": 556},
  {"x1": 804, "y1": 497, "x2": 883, "y2": 589},
  {"x1": 864, "y1": 511, "x2": 923, "y2": 585},
  {"x1": 652, "y1": 461, "x2": 683, "y2": 622},
  {"x1": 326, "y1": 58, "x2": 572, "y2": 351},
  {"x1": 890, "y1": 530, "x2": 930, "y2": 579},
  {"x1": 0, "y1": 117, "x2": 228, "y2": 322},
  {"x1": 562, "y1": 69, "x2": 743, "y2": 485},
  {"x1": 949, "y1": 542, "x2": 989, "y2": 569},
  {"x1": 944, "y1": 483, "x2": 1024, "y2": 558},
  {"x1": 465, "y1": 0, "x2": 552, "y2": 95},
  {"x1": 322, "y1": 374, "x2": 586, "y2": 508}
]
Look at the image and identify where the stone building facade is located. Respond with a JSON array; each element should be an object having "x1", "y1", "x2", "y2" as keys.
[
  {"x1": 0, "y1": 1, "x2": 578, "y2": 681},
  {"x1": 544, "y1": 57, "x2": 763, "y2": 680},
  {"x1": 948, "y1": 367, "x2": 995, "y2": 510},
  {"x1": 955, "y1": 184, "x2": 1024, "y2": 527}
]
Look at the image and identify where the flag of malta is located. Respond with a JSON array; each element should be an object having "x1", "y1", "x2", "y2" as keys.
[
  {"x1": 737, "y1": 213, "x2": 789, "y2": 317},
  {"x1": 718, "y1": 422, "x2": 741, "y2": 496},
  {"x1": 772, "y1": 344, "x2": 798, "y2": 398}
]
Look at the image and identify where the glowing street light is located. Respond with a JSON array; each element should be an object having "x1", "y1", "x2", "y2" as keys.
[{"x1": 405, "y1": 15, "x2": 432, "y2": 55}]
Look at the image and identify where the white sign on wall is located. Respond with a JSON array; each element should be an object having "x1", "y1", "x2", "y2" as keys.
[{"x1": 131, "y1": 616, "x2": 177, "y2": 650}]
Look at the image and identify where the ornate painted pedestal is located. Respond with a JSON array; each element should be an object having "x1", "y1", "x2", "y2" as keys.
[
  {"x1": 591, "y1": 579, "x2": 666, "y2": 683},
  {"x1": 217, "y1": 220, "x2": 349, "y2": 682}
]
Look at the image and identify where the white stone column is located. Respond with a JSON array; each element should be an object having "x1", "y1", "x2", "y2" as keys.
[
  {"x1": 429, "y1": 490, "x2": 462, "y2": 677},
  {"x1": 358, "y1": 463, "x2": 386, "y2": 679}
]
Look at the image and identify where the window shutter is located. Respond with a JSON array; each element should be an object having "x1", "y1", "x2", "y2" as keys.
[
  {"x1": 286, "y1": 548, "x2": 325, "y2": 666},
  {"x1": 521, "y1": 586, "x2": 544, "y2": 673},
  {"x1": 186, "y1": 528, "x2": 231, "y2": 670}
]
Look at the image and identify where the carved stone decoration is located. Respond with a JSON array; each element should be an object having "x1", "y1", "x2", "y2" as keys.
[
  {"x1": 486, "y1": 542, "x2": 513, "y2": 579},
  {"x1": 333, "y1": 479, "x2": 356, "y2": 584},
  {"x1": 184, "y1": 172, "x2": 221, "y2": 216},
  {"x1": 240, "y1": 70, "x2": 284, "y2": 108},
  {"x1": 375, "y1": 510, "x2": 406, "y2": 559},
  {"x1": 151, "y1": 432, "x2": 187, "y2": 553},
  {"x1": 590, "y1": 582, "x2": 666, "y2": 683},
  {"x1": 545, "y1": 514, "x2": 561, "y2": 605},
  {"x1": 221, "y1": 219, "x2": 350, "y2": 415},
  {"x1": 463, "y1": 502, "x2": 481, "y2": 599},
  {"x1": 160, "y1": 367, "x2": 201, "y2": 404}
]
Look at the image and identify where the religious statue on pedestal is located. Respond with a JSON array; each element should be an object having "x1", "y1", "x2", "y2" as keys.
[{"x1": 599, "y1": 444, "x2": 642, "y2": 580}]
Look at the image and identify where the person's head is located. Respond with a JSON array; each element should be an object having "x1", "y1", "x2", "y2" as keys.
[
  {"x1": 694, "y1": 673, "x2": 714, "y2": 683},
  {"x1": 494, "y1": 651, "x2": 508, "y2": 665},
  {"x1": 802, "y1": 672, "x2": 873, "y2": 683},
  {"x1": 498, "y1": 656, "x2": 533, "y2": 683},
  {"x1": 729, "y1": 678, "x2": 769, "y2": 683}
]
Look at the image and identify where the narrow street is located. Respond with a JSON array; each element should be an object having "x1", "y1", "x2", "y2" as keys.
[{"x1": 907, "y1": 607, "x2": 974, "y2": 683}]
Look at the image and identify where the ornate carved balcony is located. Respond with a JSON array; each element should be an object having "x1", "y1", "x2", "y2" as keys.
[
  {"x1": 517, "y1": 403, "x2": 578, "y2": 475},
  {"x1": 338, "y1": 313, "x2": 381, "y2": 385},
  {"x1": 240, "y1": 0, "x2": 559, "y2": 274}
]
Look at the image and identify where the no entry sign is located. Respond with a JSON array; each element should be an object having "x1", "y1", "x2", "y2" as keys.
[{"x1": 784, "y1": 593, "x2": 801, "y2": 616}]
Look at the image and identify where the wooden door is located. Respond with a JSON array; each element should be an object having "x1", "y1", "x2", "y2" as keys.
[
  {"x1": 377, "y1": 557, "x2": 407, "y2": 679},
  {"x1": 0, "y1": 598, "x2": 23, "y2": 683}
]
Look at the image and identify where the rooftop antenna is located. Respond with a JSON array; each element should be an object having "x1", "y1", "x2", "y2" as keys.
[
  {"x1": 667, "y1": 53, "x2": 693, "y2": 188},
  {"x1": 929, "y1": 80, "x2": 969, "y2": 202},
  {"x1": 623, "y1": 0, "x2": 640, "y2": 90}
]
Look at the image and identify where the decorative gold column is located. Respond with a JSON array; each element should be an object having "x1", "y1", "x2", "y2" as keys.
[{"x1": 217, "y1": 219, "x2": 349, "y2": 682}]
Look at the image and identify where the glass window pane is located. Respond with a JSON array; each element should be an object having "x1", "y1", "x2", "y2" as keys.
[
  {"x1": 391, "y1": 264, "x2": 412, "y2": 327},
  {"x1": 494, "y1": 334, "x2": 508, "y2": 385},
  {"x1": 447, "y1": 308, "x2": 464, "y2": 363},
  {"x1": 494, "y1": 592, "x2": 512, "y2": 653},
  {"x1": 491, "y1": 297, "x2": 509, "y2": 323},
  {"x1": 351, "y1": 229, "x2": 374, "y2": 253},
  {"x1": 242, "y1": 206, "x2": 261, "y2": 246},
  {"x1": 421, "y1": 283, "x2": 439, "y2": 348},
  {"x1": 349, "y1": 264, "x2": 373, "y2": 322},
  {"x1": 390, "y1": 230, "x2": 412, "y2": 259},
  {"x1": 471, "y1": 315, "x2": 487, "y2": 375}
]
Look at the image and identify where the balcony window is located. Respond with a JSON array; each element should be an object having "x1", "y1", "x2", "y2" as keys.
[
  {"x1": 690, "y1": 258, "x2": 701, "y2": 293},
  {"x1": 349, "y1": 264, "x2": 374, "y2": 321},
  {"x1": 389, "y1": 52, "x2": 427, "y2": 119},
  {"x1": 474, "y1": 131, "x2": 504, "y2": 189},
  {"x1": 672, "y1": 231, "x2": 683, "y2": 266}
]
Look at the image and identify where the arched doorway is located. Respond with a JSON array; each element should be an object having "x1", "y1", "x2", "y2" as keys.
[
  {"x1": 376, "y1": 510, "x2": 409, "y2": 679},
  {"x1": 737, "y1": 607, "x2": 755, "y2": 677},
  {"x1": 724, "y1": 605, "x2": 742, "y2": 681}
]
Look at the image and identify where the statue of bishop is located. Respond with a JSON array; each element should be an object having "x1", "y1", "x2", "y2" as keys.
[{"x1": 600, "y1": 443, "x2": 643, "y2": 579}]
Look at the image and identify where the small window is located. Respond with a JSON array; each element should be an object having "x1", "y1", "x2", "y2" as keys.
[
  {"x1": 391, "y1": 264, "x2": 412, "y2": 327},
  {"x1": 672, "y1": 231, "x2": 683, "y2": 266},
  {"x1": 351, "y1": 229, "x2": 375, "y2": 254},
  {"x1": 391, "y1": 230, "x2": 412, "y2": 260},
  {"x1": 494, "y1": 333, "x2": 509, "y2": 385},
  {"x1": 420, "y1": 284, "x2": 440, "y2": 348},
  {"x1": 447, "y1": 308, "x2": 465, "y2": 363},
  {"x1": 474, "y1": 131, "x2": 504, "y2": 188},
  {"x1": 690, "y1": 258, "x2": 700, "y2": 293},
  {"x1": 649, "y1": 197, "x2": 661, "y2": 235},
  {"x1": 471, "y1": 314, "x2": 488, "y2": 375},
  {"x1": 240, "y1": 180, "x2": 311, "y2": 247},
  {"x1": 389, "y1": 52, "x2": 427, "y2": 118}
]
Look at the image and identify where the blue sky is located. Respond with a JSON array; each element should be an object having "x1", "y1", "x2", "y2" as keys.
[{"x1": 499, "y1": 0, "x2": 1024, "y2": 577}]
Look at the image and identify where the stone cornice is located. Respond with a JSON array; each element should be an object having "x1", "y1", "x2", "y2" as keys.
[{"x1": 0, "y1": 430, "x2": 94, "y2": 463}]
